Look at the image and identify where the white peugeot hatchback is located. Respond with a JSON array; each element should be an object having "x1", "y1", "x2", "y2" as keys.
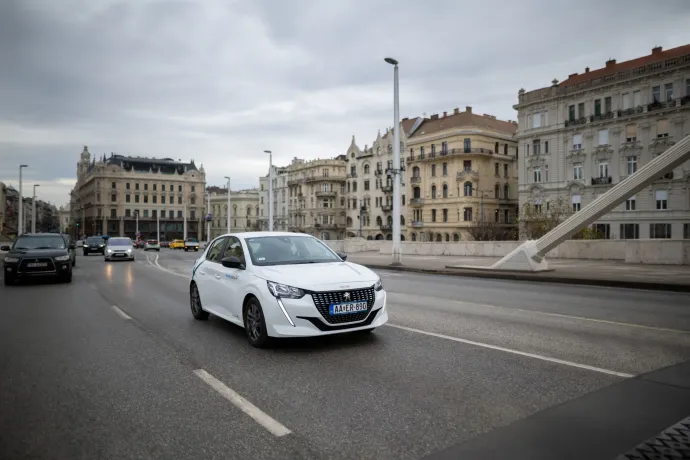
[{"x1": 189, "y1": 232, "x2": 388, "y2": 347}]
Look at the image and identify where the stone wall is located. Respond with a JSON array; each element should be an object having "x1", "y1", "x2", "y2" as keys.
[{"x1": 325, "y1": 238, "x2": 690, "y2": 265}]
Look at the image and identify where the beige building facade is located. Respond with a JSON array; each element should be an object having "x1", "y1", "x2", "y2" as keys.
[
  {"x1": 258, "y1": 166, "x2": 289, "y2": 231},
  {"x1": 70, "y1": 146, "x2": 207, "y2": 240},
  {"x1": 205, "y1": 188, "x2": 261, "y2": 239},
  {"x1": 515, "y1": 44, "x2": 690, "y2": 240},
  {"x1": 406, "y1": 107, "x2": 519, "y2": 242},
  {"x1": 286, "y1": 157, "x2": 347, "y2": 240}
]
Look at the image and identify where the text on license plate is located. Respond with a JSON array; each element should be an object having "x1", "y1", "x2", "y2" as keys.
[
  {"x1": 27, "y1": 262, "x2": 48, "y2": 268},
  {"x1": 329, "y1": 301, "x2": 368, "y2": 315}
]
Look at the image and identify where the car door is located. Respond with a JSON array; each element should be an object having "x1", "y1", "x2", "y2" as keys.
[
  {"x1": 195, "y1": 237, "x2": 228, "y2": 311},
  {"x1": 213, "y1": 236, "x2": 247, "y2": 321}
]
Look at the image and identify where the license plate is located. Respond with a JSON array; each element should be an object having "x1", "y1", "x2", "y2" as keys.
[
  {"x1": 27, "y1": 262, "x2": 48, "y2": 268},
  {"x1": 329, "y1": 301, "x2": 368, "y2": 315},
  {"x1": 115, "y1": 253, "x2": 125, "y2": 257}
]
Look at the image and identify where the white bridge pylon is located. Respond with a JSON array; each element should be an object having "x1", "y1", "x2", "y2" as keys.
[{"x1": 492, "y1": 134, "x2": 690, "y2": 271}]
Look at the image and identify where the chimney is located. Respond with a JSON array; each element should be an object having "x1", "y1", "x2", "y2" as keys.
[
  {"x1": 605, "y1": 58, "x2": 616, "y2": 68},
  {"x1": 402, "y1": 117, "x2": 409, "y2": 121},
  {"x1": 453, "y1": 108, "x2": 459, "y2": 114},
  {"x1": 443, "y1": 111, "x2": 447, "y2": 118},
  {"x1": 465, "y1": 106, "x2": 472, "y2": 114},
  {"x1": 568, "y1": 73, "x2": 579, "y2": 78},
  {"x1": 652, "y1": 46, "x2": 663, "y2": 55},
  {"x1": 585, "y1": 66, "x2": 590, "y2": 73}
]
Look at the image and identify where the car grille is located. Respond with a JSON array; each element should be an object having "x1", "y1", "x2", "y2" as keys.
[
  {"x1": 19, "y1": 257, "x2": 56, "y2": 273},
  {"x1": 309, "y1": 287, "x2": 376, "y2": 324}
]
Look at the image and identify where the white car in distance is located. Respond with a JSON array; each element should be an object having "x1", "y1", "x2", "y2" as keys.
[
  {"x1": 189, "y1": 232, "x2": 388, "y2": 347},
  {"x1": 104, "y1": 237, "x2": 135, "y2": 261}
]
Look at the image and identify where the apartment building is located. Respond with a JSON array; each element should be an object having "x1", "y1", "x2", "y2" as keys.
[
  {"x1": 515, "y1": 44, "x2": 690, "y2": 240},
  {"x1": 205, "y1": 188, "x2": 260, "y2": 239},
  {"x1": 286, "y1": 156, "x2": 347, "y2": 240},
  {"x1": 258, "y1": 165, "x2": 289, "y2": 231},
  {"x1": 58, "y1": 205, "x2": 70, "y2": 234},
  {"x1": 344, "y1": 118, "x2": 420, "y2": 240},
  {"x1": 406, "y1": 107, "x2": 519, "y2": 242},
  {"x1": 70, "y1": 146, "x2": 207, "y2": 240}
]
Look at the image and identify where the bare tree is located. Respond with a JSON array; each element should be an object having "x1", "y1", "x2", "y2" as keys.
[
  {"x1": 466, "y1": 218, "x2": 518, "y2": 241},
  {"x1": 518, "y1": 196, "x2": 572, "y2": 239}
]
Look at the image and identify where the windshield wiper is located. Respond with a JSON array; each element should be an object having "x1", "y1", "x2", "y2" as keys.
[{"x1": 34, "y1": 246, "x2": 57, "y2": 249}]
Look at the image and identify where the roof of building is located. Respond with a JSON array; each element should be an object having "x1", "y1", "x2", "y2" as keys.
[
  {"x1": 408, "y1": 107, "x2": 517, "y2": 139},
  {"x1": 104, "y1": 154, "x2": 200, "y2": 175},
  {"x1": 559, "y1": 44, "x2": 690, "y2": 88},
  {"x1": 381, "y1": 117, "x2": 420, "y2": 139}
]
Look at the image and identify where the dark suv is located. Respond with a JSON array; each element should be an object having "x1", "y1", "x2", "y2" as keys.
[
  {"x1": 83, "y1": 236, "x2": 106, "y2": 256},
  {"x1": 2, "y1": 233, "x2": 75, "y2": 285}
]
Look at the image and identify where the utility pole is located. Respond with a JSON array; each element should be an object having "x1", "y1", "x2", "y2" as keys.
[
  {"x1": 264, "y1": 150, "x2": 273, "y2": 231},
  {"x1": 224, "y1": 176, "x2": 231, "y2": 233},
  {"x1": 18, "y1": 165, "x2": 28, "y2": 235},
  {"x1": 206, "y1": 192, "x2": 211, "y2": 241},
  {"x1": 32, "y1": 184, "x2": 40, "y2": 233},
  {"x1": 384, "y1": 57, "x2": 402, "y2": 265}
]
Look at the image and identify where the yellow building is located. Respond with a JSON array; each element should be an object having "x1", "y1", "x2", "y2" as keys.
[
  {"x1": 205, "y1": 188, "x2": 261, "y2": 239},
  {"x1": 406, "y1": 106, "x2": 519, "y2": 241}
]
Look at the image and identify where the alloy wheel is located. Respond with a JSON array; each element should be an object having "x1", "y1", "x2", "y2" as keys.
[{"x1": 246, "y1": 303, "x2": 262, "y2": 342}]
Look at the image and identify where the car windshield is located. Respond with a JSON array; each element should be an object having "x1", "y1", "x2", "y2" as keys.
[
  {"x1": 108, "y1": 238, "x2": 131, "y2": 247},
  {"x1": 186, "y1": 238, "x2": 197, "y2": 242},
  {"x1": 13, "y1": 235, "x2": 66, "y2": 250},
  {"x1": 87, "y1": 237, "x2": 104, "y2": 244},
  {"x1": 245, "y1": 235, "x2": 342, "y2": 266}
]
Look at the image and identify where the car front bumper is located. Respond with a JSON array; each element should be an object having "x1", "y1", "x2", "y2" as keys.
[
  {"x1": 105, "y1": 252, "x2": 135, "y2": 260},
  {"x1": 4, "y1": 261, "x2": 72, "y2": 279},
  {"x1": 264, "y1": 289, "x2": 389, "y2": 338}
]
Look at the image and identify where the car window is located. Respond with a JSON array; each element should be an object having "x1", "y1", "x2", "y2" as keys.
[
  {"x1": 221, "y1": 237, "x2": 245, "y2": 264},
  {"x1": 108, "y1": 238, "x2": 131, "y2": 246},
  {"x1": 13, "y1": 235, "x2": 66, "y2": 250},
  {"x1": 245, "y1": 235, "x2": 340, "y2": 266},
  {"x1": 206, "y1": 237, "x2": 227, "y2": 262}
]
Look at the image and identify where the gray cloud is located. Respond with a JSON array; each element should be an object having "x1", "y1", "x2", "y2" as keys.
[{"x1": 2, "y1": 0, "x2": 689, "y2": 207}]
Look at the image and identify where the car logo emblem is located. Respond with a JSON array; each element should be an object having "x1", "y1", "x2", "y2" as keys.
[{"x1": 343, "y1": 292, "x2": 350, "y2": 300}]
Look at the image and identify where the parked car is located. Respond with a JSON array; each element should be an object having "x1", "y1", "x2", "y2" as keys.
[
  {"x1": 144, "y1": 239, "x2": 161, "y2": 251},
  {"x1": 2, "y1": 233, "x2": 75, "y2": 285},
  {"x1": 184, "y1": 237, "x2": 200, "y2": 252},
  {"x1": 83, "y1": 236, "x2": 106, "y2": 256},
  {"x1": 189, "y1": 232, "x2": 387, "y2": 347},
  {"x1": 104, "y1": 237, "x2": 135, "y2": 261}
]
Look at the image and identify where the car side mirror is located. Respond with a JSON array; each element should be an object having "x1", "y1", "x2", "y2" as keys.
[
  {"x1": 69, "y1": 243, "x2": 76, "y2": 250},
  {"x1": 221, "y1": 256, "x2": 245, "y2": 270},
  {"x1": 0, "y1": 245, "x2": 10, "y2": 251},
  {"x1": 336, "y1": 251, "x2": 347, "y2": 261}
]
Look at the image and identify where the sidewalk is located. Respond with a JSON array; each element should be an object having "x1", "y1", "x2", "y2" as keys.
[{"x1": 347, "y1": 252, "x2": 690, "y2": 292}]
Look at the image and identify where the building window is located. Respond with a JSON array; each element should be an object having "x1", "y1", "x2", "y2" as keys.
[
  {"x1": 125, "y1": 195, "x2": 130, "y2": 203},
  {"x1": 620, "y1": 224, "x2": 639, "y2": 240},
  {"x1": 573, "y1": 164, "x2": 583, "y2": 180},
  {"x1": 463, "y1": 138, "x2": 471, "y2": 152},
  {"x1": 504, "y1": 209, "x2": 509, "y2": 223},
  {"x1": 494, "y1": 183, "x2": 500, "y2": 199},
  {"x1": 604, "y1": 97, "x2": 612, "y2": 113},
  {"x1": 626, "y1": 195, "x2": 636, "y2": 211},
  {"x1": 463, "y1": 207, "x2": 473, "y2": 221},
  {"x1": 125, "y1": 209, "x2": 131, "y2": 217},
  {"x1": 431, "y1": 164, "x2": 436, "y2": 176},
  {"x1": 110, "y1": 209, "x2": 116, "y2": 218},
  {"x1": 495, "y1": 162, "x2": 500, "y2": 176},
  {"x1": 578, "y1": 102, "x2": 585, "y2": 118},
  {"x1": 126, "y1": 182, "x2": 130, "y2": 190},
  {"x1": 544, "y1": 141, "x2": 549, "y2": 154},
  {"x1": 431, "y1": 185, "x2": 437, "y2": 199},
  {"x1": 153, "y1": 196, "x2": 157, "y2": 204},
  {"x1": 144, "y1": 195, "x2": 149, "y2": 204},
  {"x1": 178, "y1": 197, "x2": 182, "y2": 204},
  {"x1": 665, "y1": 83, "x2": 673, "y2": 102},
  {"x1": 598, "y1": 129, "x2": 609, "y2": 146},
  {"x1": 626, "y1": 124, "x2": 637, "y2": 142},
  {"x1": 593, "y1": 224, "x2": 611, "y2": 239},
  {"x1": 572, "y1": 194, "x2": 581, "y2": 212},
  {"x1": 572, "y1": 134, "x2": 582, "y2": 149},
  {"x1": 463, "y1": 182, "x2": 473, "y2": 196},
  {"x1": 655, "y1": 190, "x2": 668, "y2": 210},
  {"x1": 622, "y1": 92, "x2": 630, "y2": 109},
  {"x1": 533, "y1": 167, "x2": 541, "y2": 183},
  {"x1": 504, "y1": 164, "x2": 508, "y2": 178},
  {"x1": 504, "y1": 144, "x2": 508, "y2": 155},
  {"x1": 545, "y1": 165, "x2": 549, "y2": 182},
  {"x1": 442, "y1": 184, "x2": 448, "y2": 198},
  {"x1": 532, "y1": 112, "x2": 541, "y2": 128},
  {"x1": 191, "y1": 186, "x2": 195, "y2": 192},
  {"x1": 111, "y1": 194, "x2": 116, "y2": 203},
  {"x1": 178, "y1": 210, "x2": 183, "y2": 218},
  {"x1": 594, "y1": 99, "x2": 601, "y2": 116},
  {"x1": 532, "y1": 140, "x2": 541, "y2": 155},
  {"x1": 650, "y1": 223, "x2": 671, "y2": 239},
  {"x1": 503, "y1": 184, "x2": 509, "y2": 199},
  {"x1": 627, "y1": 156, "x2": 637, "y2": 175},
  {"x1": 143, "y1": 209, "x2": 149, "y2": 218},
  {"x1": 431, "y1": 209, "x2": 436, "y2": 222},
  {"x1": 684, "y1": 223, "x2": 690, "y2": 239},
  {"x1": 144, "y1": 183, "x2": 148, "y2": 191},
  {"x1": 598, "y1": 162, "x2": 609, "y2": 178},
  {"x1": 657, "y1": 119, "x2": 669, "y2": 138},
  {"x1": 135, "y1": 195, "x2": 140, "y2": 203},
  {"x1": 442, "y1": 209, "x2": 448, "y2": 223},
  {"x1": 633, "y1": 90, "x2": 641, "y2": 107},
  {"x1": 111, "y1": 182, "x2": 116, "y2": 189},
  {"x1": 364, "y1": 180, "x2": 370, "y2": 191},
  {"x1": 442, "y1": 163, "x2": 447, "y2": 176},
  {"x1": 463, "y1": 160, "x2": 472, "y2": 172},
  {"x1": 568, "y1": 105, "x2": 575, "y2": 121}
]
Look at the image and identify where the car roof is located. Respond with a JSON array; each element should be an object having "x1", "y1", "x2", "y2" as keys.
[{"x1": 217, "y1": 231, "x2": 310, "y2": 241}]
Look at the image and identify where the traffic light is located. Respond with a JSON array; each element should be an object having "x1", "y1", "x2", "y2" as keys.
[{"x1": 76, "y1": 223, "x2": 80, "y2": 227}]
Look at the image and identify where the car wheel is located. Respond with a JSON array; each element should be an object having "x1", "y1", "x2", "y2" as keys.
[
  {"x1": 83, "y1": 252, "x2": 88, "y2": 256},
  {"x1": 190, "y1": 283, "x2": 209, "y2": 320},
  {"x1": 184, "y1": 248, "x2": 188, "y2": 252},
  {"x1": 194, "y1": 248, "x2": 198, "y2": 252},
  {"x1": 244, "y1": 297, "x2": 270, "y2": 348},
  {"x1": 157, "y1": 249, "x2": 160, "y2": 252}
]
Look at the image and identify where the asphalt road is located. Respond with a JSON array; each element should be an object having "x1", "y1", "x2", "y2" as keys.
[{"x1": 1, "y1": 248, "x2": 689, "y2": 460}]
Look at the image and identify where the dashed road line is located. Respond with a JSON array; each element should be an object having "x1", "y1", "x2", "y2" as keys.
[
  {"x1": 386, "y1": 323, "x2": 635, "y2": 378},
  {"x1": 111, "y1": 305, "x2": 132, "y2": 320},
  {"x1": 193, "y1": 369, "x2": 292, "y2": 437}
]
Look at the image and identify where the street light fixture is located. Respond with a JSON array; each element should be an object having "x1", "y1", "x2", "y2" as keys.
[
  {"x1": 32, "y1": 184, "x2": 40, "y2": 233},
  {"x1": 18, "y1": 165, "x2": 28, "y2": 236},
  {"x1": 264, "y1": 150, "x2": 273, "y2": 232},
  {"x1": 384, "y1": 57, "x2": 402, "y2": 266},
  {"x1": 224, "y1": 176, "x2": 231, "y2": 234}
]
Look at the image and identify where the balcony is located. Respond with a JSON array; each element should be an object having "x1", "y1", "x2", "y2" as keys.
[
  {"x1": 380, "y1": 224, "x2": 392, "y2": 231},
  {"x1": 409, "y1": 148, "x2": 494, "y2": 163},
  {"x1": 617, "y1": 106, "x2": 644, "y2": 118},
  {"x1": 410, "y1": 221, "x2": 424, "y2": 228},
  {"x1": 456, "y1": 170, "x2": 479, "y2": 182},
  {"x1": 305, "y1": 175, "x2": 347, "y2": 183},
  {"x1": 656, "y1": 172, "x2": 674, "y2": 181},
  {"x1": 410, "y1": 198, "x2": 424, "y2": 207},
  {"x1": 381, "y1": 204, "x2": 392, "y2": 212},
  {"x1": 348, "y1": 172, "x2": 358, "y2": 179},
  {"x1": 589, "y1": 112, "x2": 614, "y2": 123},
  {"x1": 374, "y1": 168, "x2": 383, "y2": 176},
  {"x1": 287, "y1": 178, "x2": 306, "y2": 186},
  {"x1": 565, "y1": 117, "x2": 587, "y2": 127},
  {"x1": 410, "y1": 176, "x2": 422, "y2": 184},
  {"x1": 381, "y1": 185, "x2": 393, "y2": 193},
  {"x1": 315, "y1": 190, "x2": 336, "y2": 198},
  {"x1": 591, "y1": 176, "x2": 612, "y2": 186}
]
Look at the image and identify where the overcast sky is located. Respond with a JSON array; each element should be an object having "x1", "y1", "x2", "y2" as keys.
[{"x1": 1, "y1": 0, "x2": 689, "y2": 207}]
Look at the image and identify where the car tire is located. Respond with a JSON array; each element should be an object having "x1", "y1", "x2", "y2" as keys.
[
  {"x1": 190, "y1": 283, "x2": 210, "y2": 320},
  {"x1": 184, "y1": 248, "x2": 188, "y2": 252},
  {"x1": 194, "y1": 248, "x2": 198, "y2": 252},
  {"x1": 157, "y1": 249, "x2": 160, "y2": 252},
  {"x1": 83, "y1": 251, "x2": 88, "y2": 256},
  {"x1": 72, "y1": 259, "x2": 76, "y2": 267},
  {"x1": 244, "y1": 297, "x2": 270, "y2": 348}
]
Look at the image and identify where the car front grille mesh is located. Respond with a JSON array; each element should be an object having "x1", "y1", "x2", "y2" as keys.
[{"x1": 309, "y1": 287, "x2": 375, "y2": 324}]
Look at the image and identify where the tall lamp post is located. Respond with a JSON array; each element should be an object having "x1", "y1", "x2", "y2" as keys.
[
  {"x1": 384, "y1": 57, "x2": 402, "y2": 265},
  {"x1": 206, "y1": 192, "x2": 211, "y2": 241},
  {"x1": 18, "y1": 164, "x2": 28, "y2": 236},
  {"x1": 135, "y1": 210, "x2": 139, "y2": 240},
  {"x1": 32, "y1": 184, "x2": 40, "y2": 233},
  {"x1": 224, "y1": 176, "x2": 231, "y2": 233},
  {"x1": 264, "y1": 150, "x2": 273, "y2": 232}
]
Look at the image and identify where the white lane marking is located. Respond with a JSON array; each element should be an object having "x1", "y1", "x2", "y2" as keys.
[
  {"x1": 193, "y1": 369, "x2": 291, "y2": 437},
  {"x1": 386, "y1": 292, "x2": 689, "y2": 334},
  {"x1": 111, "y1": 305, "x2": 132, "y2": 320},
  {"x1": 386, "y1": 323, "x2": 634, "y2": 378},
  {"x1": 152, "y1": 253, "x2": 188, "y2": 279}
]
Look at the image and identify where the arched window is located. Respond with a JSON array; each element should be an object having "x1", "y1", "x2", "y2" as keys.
[
  {"x1": 453, "y1": 233, "x2": 460, "y2": 242},
  {"x1": 413, "y1": 166, "x2": 420, "y2": 177},
  {"x1": 494, "y1": 183, "x2": 500, "y2": 199},
  {"x1": 387, "y1": 215, "x2": 393, "y2": 225},
  {"x1": 431, "y1": 185, "x2": 437, "y2": 199},
  {"x1": 246, "y1": 206, "x2": 252, "y2": 216},
  {"x1": 376, "y1": 216, "x2": 382, "y2": 226},
  {"x1": 445, "y1": 233, "x2": 450, "y2": 242},
  {"x1": 435, "y1": 233, "x2": 442, "y2": 242},
  {"x1": 347, "y1": 216, "x2": 353, "y2": 227},
  {"x1": 431, "y1": 164, "x2": 436, "y2": 176},
  {"x1": 442, "y1": 184, "x2": 448, "y2": 198},
  {"x1": 232, "y1": 204, "x2": 237, "y2": 216},
  {"x1": 504, "y1": 184, "x2": 509, "y2": 200},
  {"x1": 411, "y1": 233, "x2": 417, "y2": 241},
  {"x1": 442, "y1": 163, "x2": 447, "y2": 176},
  {"x1": 413, "y1": 187, "x2": 421, "y2": 199},
  {"x1": 364, "y1": 164, "x2": 370, "y2": 174},
  {"x1": 464, "y1": 182, "x2": 473, "y2": 196},
  {"x1": 400, "y1": 215, "x2": 405, "y2": 225}
]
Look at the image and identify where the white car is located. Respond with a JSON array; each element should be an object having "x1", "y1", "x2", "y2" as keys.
[
  {"x1": 104, "y1": 237, "x2": 135, "y2": 261},
  {"x1": 189, "y1": 232, "x2": 388, "y2": 347}
]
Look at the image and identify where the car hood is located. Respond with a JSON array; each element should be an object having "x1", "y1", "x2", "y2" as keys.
[
  {"x1": 6, "y1": 249, "x2": 69, "y2": 259},
  {"x1": 252, "y1": 261, "x2": 379, "y2": 291}
]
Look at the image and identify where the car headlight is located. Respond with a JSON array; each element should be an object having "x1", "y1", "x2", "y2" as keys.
[
  {"x1": 267, "y1": 281, "x2": 305, "y2": 299},
  {"x1": 3, "y1": 256, "x2": 19, "y2": 263},
  {"x1": 54, "y1": 255, "x2": 71, "y2": 261},
  {"x1": 127, "y1": 248, "x2": 132, "y2": 253},
  {"x1": 99, "y1": 244, "x2": 104, "y2": 247},
  {"x1": 374, "y1": 278, "x2": 383, "y2": 291},
  {"x1": 107, "y1": 248, "x2": 113, "y2": 253}
]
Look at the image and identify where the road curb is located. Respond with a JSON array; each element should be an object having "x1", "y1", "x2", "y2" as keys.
[{"x1": 360, "y1": 263, "x2": 690, "y2": 293}]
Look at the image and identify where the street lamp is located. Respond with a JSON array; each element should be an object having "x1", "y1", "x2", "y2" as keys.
[
  {"x1": 206, "y1": 191, "x2": 211, "y2": 242},
  {"x1": 384, "y1": 57, "x2": 402, "y2": 265},
  {"x1": 264, "y1": 150, "x2": 273, "y2": 232},
  {"x1": 134, "y1": 210, "x2": 139, "y2": 240},
  {"x1": 471, "y1": 186, "x2": 489, "y2": 224},
  {"x1": 224, "y1": 176, "x2": 231, "y2": 233},
  {"x1": 18, "y1": 165, "x2": 28, "y2": 236},
  {"x1": 32, "y1": 184, "x2": 40, "y2": 233}
]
